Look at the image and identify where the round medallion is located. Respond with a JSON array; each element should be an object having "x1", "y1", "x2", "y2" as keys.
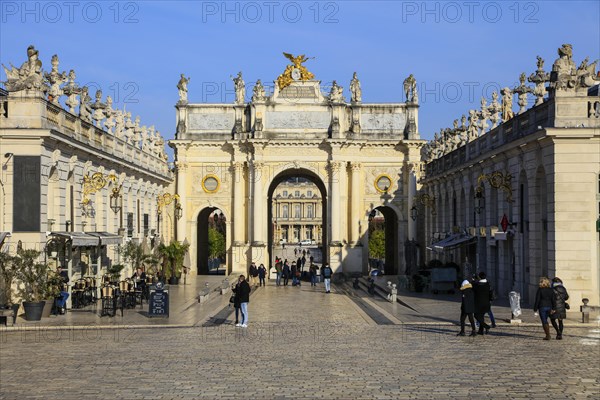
[
  {"x1": 374, "y1": 174, "x2": 392, "y2": 193},
  {"x1": 202, "y1": 175, "x2": 220, "y2": 193},
  {"x1": 291, "y1": 68, "x2": 301, "y2": 80}
]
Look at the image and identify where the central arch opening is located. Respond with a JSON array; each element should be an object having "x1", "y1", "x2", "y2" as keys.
[{"x1": 267, "y1": 169, "x2": 328, "y2": 281}]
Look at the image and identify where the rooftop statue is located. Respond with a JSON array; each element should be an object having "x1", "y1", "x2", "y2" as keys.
[
  {"x1": 277, "y1": 52, "x2": 315, "y2": 90},
  {"x1": 500, "y1": 87, "x2": 514, "y2": 122},
  {"x1": 251, "y1": 79, "x2": 266, "y2": 102},
  {"x1": 350, "y1": 72, "x2": 362, "y2": 103},
  {"x1": 79, "y1": 86, "x2": 92, "y2": 123},
  {"x1": 403, "y1": 74, "x2": 418, "y2": 103},
  {"x1": 328, "y1": 80, "x2": 345, "y2": 103},
  {"x1": 551, "y1": 44, "x2": 577, "y2": 91},
  {"x1": 103, "y1": 96, "x2": 115, "y2": 134},
  {"x1": 2, "y1": 45, "x2": 45, "y2": 92},
  {"x1": 232, "y1": 71, "x2": 245, "y2": 104},
  {"x1": 177, "y1": 74, "x2": 190, "y2": 104}
]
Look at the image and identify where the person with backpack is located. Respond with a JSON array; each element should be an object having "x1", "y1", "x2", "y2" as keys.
[{"x1": 322, "y1": 263, "x2": 333, "y2": 293}]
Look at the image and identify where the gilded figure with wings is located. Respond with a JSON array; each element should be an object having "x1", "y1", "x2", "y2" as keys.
[{"x1": 277, "y1": 52, "x2": 315, "y2": 89}]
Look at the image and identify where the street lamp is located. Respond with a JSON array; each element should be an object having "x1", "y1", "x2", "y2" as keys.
[
  {"x1": 109, "y1": 185, "x2": 122, "y2": 214},
  {"x1": 175, "y1": 200, "x2": 183, "y2": 220},
  {"x1": 410, "y1": 205, "x2": 418, "y2": 221},
  {"x1": 474, "y1": 187, "x2": 485, "y2": 214}
]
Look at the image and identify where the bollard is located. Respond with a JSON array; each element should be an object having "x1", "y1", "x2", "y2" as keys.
[{"x1": 581, "y1": 298, "x2": 590, "y2": 323}]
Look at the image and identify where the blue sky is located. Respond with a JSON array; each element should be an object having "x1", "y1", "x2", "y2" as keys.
[{"x1": 1, "y1": 1, "x2": 599, "y2": 159}]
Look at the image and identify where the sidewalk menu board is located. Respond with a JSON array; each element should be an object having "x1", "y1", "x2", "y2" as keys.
[{"x1": 149, "y1": 282, "x2": 169, "y2": 317}]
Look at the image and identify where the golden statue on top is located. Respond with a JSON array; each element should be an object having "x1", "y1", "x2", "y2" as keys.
[{"x1": 277, "y1": 52, "x2": 315, "y2": 90}]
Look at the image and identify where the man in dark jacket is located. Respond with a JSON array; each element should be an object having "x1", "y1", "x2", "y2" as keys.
[
  {"x1": 473, "y1": 272, "x2": 492, "y2": 334},
  {"x1": 457, "y1": 279, "x2": 476, "y2": 336},
  {"x1": 236, "y1": 275, "x2": 251, "y2": 328}
]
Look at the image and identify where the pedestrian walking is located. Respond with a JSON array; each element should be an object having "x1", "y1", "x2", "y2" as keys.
[
  {"x1": 457, "y1": 279, "x2": 476, "y2": 337},
  {"x1": 282, "y1": 261, "x2": 290, "y2": 286},
  {"x1": 291, "y1": 262, "x2": 298, "y2": 286},
  {"x1": 473, "y1": 272, "x2": 492, "y2": 335},
  {"x1": 258, "y1": 264, "x2": 267, "y2": 287},
  {"x1": 309, "y1": 264, "x2": 317, "y2": 286},
  {"x1": 322, "y1": 263, "x2": 332, "y2": 293},
  {"x1": 275, "y1": 261, "x2": 282, "y2": 286},
  {"x1": 533, "y1": 276, "x2": 556, "y2": 340},
  {"x1": 249, "y1": 262, "x2": 259, "y2": 287},
  {"x1": 236, "y1": 275, "x2": 251, "y2": 328},
  {"x1": 550, "y1": 277, "x2": 569, "y2": 340}
]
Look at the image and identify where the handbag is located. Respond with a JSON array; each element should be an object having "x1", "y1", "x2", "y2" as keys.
[
  {"x1": 229, "y1": 295, "x2": 235, "y2": 304},
  {"x1": 565, "y1": 302, "x2": 570, "y2": 310}
]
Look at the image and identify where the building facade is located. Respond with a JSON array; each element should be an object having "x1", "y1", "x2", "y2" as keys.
[
  {"x1": 272, "y1": 178, "x2": 323, "y2": 244},
  {"x1": 170, "y1": 55, "x2": 424, "y2": 276},
  {"x1": 418, "y1": 45, "x2": 600, "y2": 305},
  {"x1": 0, "y1": 46, "x2": 174, "y2": 286}
]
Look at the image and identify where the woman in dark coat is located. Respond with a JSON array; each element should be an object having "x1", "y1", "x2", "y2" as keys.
[
  {"x1": 550, "y1": 277, "x2": 569, "y2": 340},
  {"x1": 473, "y1": 274, "x2": 492, "y2": 335},
  {"x1": 457, "y1": 280, "x2": 477, "y2": 336},
  {"x1": 533, "y1": 276, "x2": 556, "y2": 340}
]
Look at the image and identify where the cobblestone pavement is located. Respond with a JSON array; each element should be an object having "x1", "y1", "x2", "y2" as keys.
[{"x1": 1, "y1": 283, "x2": 599, "y2": 399}]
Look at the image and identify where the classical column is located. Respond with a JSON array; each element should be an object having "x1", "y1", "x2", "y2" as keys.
[
  {"x1": 408, "y1": 164, "x2": 417, "y2": 241},
  {"x1": 350, "y1": 162, "x2": 361, "y2": 243},
  {"x1": 252, "y1": 161, "x2": 264, "y2": 245},
  {"x1": 329, "y1": 161, "x2": 342, "y2": 245},
  {"x1": 232, "y1": 162, "x2": 244, "y2": 245},
  {"x1": 175, "y1": 161, "x2": 187, "y2": 242}
]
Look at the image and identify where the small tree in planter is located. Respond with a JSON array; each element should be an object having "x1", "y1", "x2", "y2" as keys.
[
  {"x1": 158, "y1": 241, "x2": 190, "y2": 284},
  {"x1": 0, "y1": 252, "x2": 18, "y2": 307},
  {"x1": 14, "y1": 249, "x2": 50, "y2": 321}
]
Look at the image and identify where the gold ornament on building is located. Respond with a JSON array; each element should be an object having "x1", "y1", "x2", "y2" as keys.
[
  {"x1": 476, "y1": 171, "x2": 513, "y2": 203},
  {"x1": 414, "y1": 193, "x2": 437, "y2": 216},
  {"x1": 277, "y1": 52, "x2": 315, "y2": 90},
  {"x1": 81, "y1": 172, "x2": 117, "y2": 205},
  {"x1": 157, "y1": 193, "x2": 180, "y2": 215}
]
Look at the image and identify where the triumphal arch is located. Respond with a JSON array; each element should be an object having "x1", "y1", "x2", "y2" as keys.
[{"x1": 170, "y1": 54, "x2": 424, "y2": 276}]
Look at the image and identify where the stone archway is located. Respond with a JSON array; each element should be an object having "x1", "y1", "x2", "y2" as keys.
[
  {"x1": 368, "y1": 205, "x2": 400, "y2": 275},
  {"x1": 196, "y1": 206, "x2": 228, "y2": 275},
  {"x1": 267, "y1": 168, "x2": 328, "y2": 270}
]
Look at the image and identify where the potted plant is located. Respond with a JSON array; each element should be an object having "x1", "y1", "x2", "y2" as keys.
[
  {"x1": 42, "y1": 270, "x2": 63, "y2": 318},
  {"x1": 108, "y1": 264, "x2": 125, "y2": 282},
  {"x1": 158, "y1": 241, "x2": 190, "y2": 285},
  {"x1": 0, "y1": 252, "x2": 20, "y2": 322},
  {"x1": 14, "y1": 249, "x2": 50, "y2": 321}
]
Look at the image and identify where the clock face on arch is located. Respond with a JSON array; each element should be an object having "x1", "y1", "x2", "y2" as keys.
[
  {"x1": 291, "y1": 68, "x2": 301, "y2": 81},
  {"x1": 375, "y1": 175, "x2": 392, "y2": 193},
  {"x1": 202, "y1": 175, "x2": 220, "y2": 193}
]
